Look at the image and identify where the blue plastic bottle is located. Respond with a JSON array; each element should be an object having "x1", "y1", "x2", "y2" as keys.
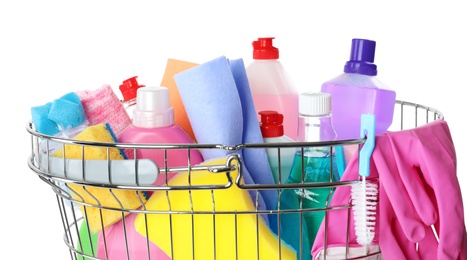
[
  {"x1": 321, "y1": 38, "x2": 396, "y2": 140},
  {"x1": 284, "y1": 92, "x2": 340, "y2": 254}
]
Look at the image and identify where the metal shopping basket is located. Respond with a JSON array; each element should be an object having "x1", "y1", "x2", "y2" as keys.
[{"x1": 26, "y1": 100, "x2": 444, "y2": 260}]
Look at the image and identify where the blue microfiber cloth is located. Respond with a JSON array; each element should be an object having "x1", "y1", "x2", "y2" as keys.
[
  {"x1": 229, "y1": 58, "x2": 279, "y2": 231},
  {"x1": 229, "y1": 59, "x2": 275, "y2": 186},
  {"x1": 174, "y1": 56, "x2": 277, "y2": 224},
  {"x1": 31, "y1": 102, "x2": 60, "y2": 136}
]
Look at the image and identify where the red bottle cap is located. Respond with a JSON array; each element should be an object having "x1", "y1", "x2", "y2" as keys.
[
  {"x1": 252, "y1": 37, "x2": 279, "y2": 60},
  {"x1": 259, "y1": 110, "x2": 284, "y2": 137},
  {"x1": 119, "y1": 76, "x2": 143, "y2": 102}
]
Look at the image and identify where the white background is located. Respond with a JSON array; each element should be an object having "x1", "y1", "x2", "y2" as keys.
[{"x1": 1, "y1": 1, "x2": 466, "y2": 259}]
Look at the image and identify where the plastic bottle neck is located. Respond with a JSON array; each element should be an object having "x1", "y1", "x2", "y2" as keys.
[
  {"x1": 252, "y1": 37, "x2": 279, "y2": 60},
  {"x1": 132, "y1": 86, "x2": 175, "y2": 128},
  {"x1": 132, "y1": 109, "x2": 174, "y2": 128},
  {"x1": 343, "y1": 38, "x2": 378, "y2": 76},
  {"x1": 297, "y1": 114, "x2": 336, "y2": 143}
]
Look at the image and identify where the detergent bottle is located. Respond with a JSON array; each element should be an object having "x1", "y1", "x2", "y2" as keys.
[
  {"x1": 321, "y1": 38, "x2": 396, "y2": 140},
  {"x1": 259, "y1": 110, "x2": 296, "y2": 184},
  {"x1": 246, "y1": 37, "x2": 299, "y2": 139},
  {"x1": 118, "y1": 86, "x2": 204, "y2": 186},
  {"x1": 285, "y1": 92, "x2": 340, "y2": 250}
]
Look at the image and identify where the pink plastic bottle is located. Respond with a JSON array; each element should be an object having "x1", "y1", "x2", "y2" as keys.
[
  {"x1": 246, "y1": 37, "x2": 299, "y2": 139},
  {"x1": 321, "y1": 38, "x2": 396, "y2": 140},
  {"x1": 118, "y1": 86, "x2": 204, "y2": 186}
]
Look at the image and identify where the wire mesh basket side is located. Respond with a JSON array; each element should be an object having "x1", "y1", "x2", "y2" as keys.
[{"x1": 26, "y1": 100, "x2": 445, "y2": 260}]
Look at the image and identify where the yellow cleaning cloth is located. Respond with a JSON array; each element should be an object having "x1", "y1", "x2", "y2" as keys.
[
  {"x1": 53, "y1": 123, "x2": 147, "y2": 233},
  {"x1": 134, "y1": 157, "x2": 296, "y2": 260},
  {"x1": 160, "y1": 58, "x2": 199, "y2": 141}
]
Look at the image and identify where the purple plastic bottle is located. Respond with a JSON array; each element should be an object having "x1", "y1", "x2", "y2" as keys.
[
  {"x1": 118, "y1": 86, "x2": 204, "y2": 186},
  {"x1": 321, "y1": 38, "x2": 396, "y2": 140}
]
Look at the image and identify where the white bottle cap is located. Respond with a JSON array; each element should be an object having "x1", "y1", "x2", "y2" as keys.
[
  {"x1": 299, "y1": 92, "x2": 332, "y2": 116},
  {"x1": 133, "y1": 86, "x2": 174, "y2": 128}
]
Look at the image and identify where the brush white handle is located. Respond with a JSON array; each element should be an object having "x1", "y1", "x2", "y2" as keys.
[{"x1": 38, "y1": 154, "x2": 159, "y2": 186}]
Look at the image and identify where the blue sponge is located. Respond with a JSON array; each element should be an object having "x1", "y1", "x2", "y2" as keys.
[
  {"x1": 31, "y1": 92, "x2": 87, "y2": 135},
  {"x1": 31, "y1": 102, "x2": 60, "y2": 136},
  {"x1": 59, "y1": 91, "x2": 82, "y2": 104},
  {"x1": 48, "y1": 98, "x2": 86, "y2": 130}
]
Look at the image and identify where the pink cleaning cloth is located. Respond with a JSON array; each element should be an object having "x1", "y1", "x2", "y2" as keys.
[
  {"x1": 97, "y1": 212, "x2": 170, "y2": 260},
  {"x1": 77, "y1": 84, "x2": 131, "y2": 138},
  {"x1": 312, "y1": 120, "x2": 467, "y2": 259},
  {"x1": 310, "y1": 151, "x2": 381, "y2": 259}
]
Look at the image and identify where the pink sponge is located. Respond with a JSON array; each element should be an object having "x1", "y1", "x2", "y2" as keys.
[{"x1": 77, "y1": 84, "x2": 131, "y2": 138}]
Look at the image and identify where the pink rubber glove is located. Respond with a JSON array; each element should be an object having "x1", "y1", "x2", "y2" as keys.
[
  {"x1": 311, "y1": 153, "x2": 381, "y2": 259},
  {"x1": 374, "y1": 120, "x2": 466, "y2": 259},
  {"x1": 312, "y1": 120, "x2": 467, "y2": 259},
  {"x1": 379, "y1": 180, "x2": 439, "y2": 259},
  {"x1": 311, "y1": 148, "x2": 434, "y2": 259}
]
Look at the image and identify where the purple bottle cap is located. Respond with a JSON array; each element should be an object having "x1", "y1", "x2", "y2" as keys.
[{"x1": 344, "y1": 39, "x2": 378, "y2": 76}]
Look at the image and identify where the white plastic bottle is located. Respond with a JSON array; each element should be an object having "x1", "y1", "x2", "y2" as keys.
[
  {"x1": 285, "y1": 92, "x2": 340, "y2": 250},
  {"x1": 258, "y1": 110, "x2": 296, "y2": 184},
  {"x1": 246, "y1": 37, "x2": 299, "y2": 139}
]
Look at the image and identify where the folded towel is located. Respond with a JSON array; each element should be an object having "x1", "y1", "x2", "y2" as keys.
[
  {"x1": 160, "y1": 58, "x2": 199, "y2": 142},
  {"x1": 174, "y1": 56, "x2": 276, "y2": 220},
  {"x1": 134, "y1": 157, "x2": 296, "y2": 260},
  {"x1": 53, "y1": 123, "x2": 147, "y2": 233},
  {"x1": 77, "y1": 84, "x2": 131, "y2": 138}
]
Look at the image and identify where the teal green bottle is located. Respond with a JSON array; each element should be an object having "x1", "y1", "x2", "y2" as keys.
[{"x1": 285, "y1": 92, "x2": 340, "y2": 255}]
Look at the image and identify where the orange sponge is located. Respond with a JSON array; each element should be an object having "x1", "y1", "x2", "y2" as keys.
[
  {"x1": 53, "y1": 123, "x2": 147, "y2": 233},
  {"x1": 160, "y1": 58, "x2": 199, "y2": 141}
]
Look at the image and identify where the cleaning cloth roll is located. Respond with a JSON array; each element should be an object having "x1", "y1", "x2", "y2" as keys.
[{"x1": 174, "y1": 56, "x2": 277, "y2": 216}]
